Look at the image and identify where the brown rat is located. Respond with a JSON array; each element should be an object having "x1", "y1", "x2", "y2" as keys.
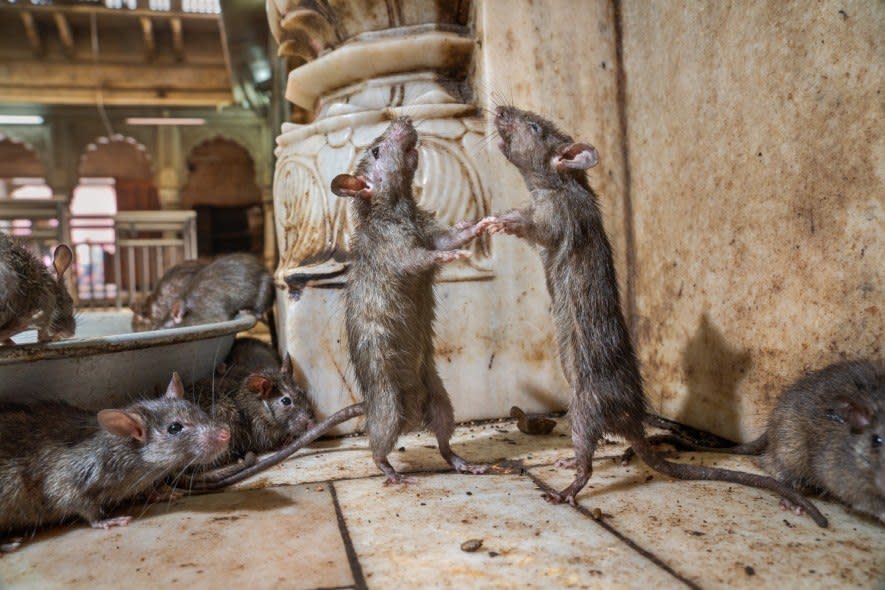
[
  {"x1": 190, "y1": 340, "x2": 316, "y2": 464},
  {"x1": 0, "y1": 373, "x2": 230, "y2": 548},
  {"x1": 485, "y1": 105, "x2": 827, "y2": 526},
  {"x1": 626, "y1": 360, "x2": 885, "y2": 523},
  {"x1": 222, "y1": 337, "x2": 283, "y2": 374},
  {"x1": 131, "y1": 259, "x2": 205, "y2": 331},
  {"x1": 331, "y1": 116, "x2": 490, "y2": 484},
  {"x1": 0, "y1": 233, "x2": 75, "y2": 344},
  {"x1": 165, "y1": 253, "x2": 273, "y2": 327}
]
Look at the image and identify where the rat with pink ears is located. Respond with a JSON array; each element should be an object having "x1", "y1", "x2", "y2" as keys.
[
  {"x1": 331, "y1": 116, "x2": 492, "y2": 484},
  {"x1": 483, "y1": 105, "x2": 827, "y2": 526}
]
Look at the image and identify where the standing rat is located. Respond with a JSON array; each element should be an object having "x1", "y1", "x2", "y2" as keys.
[
  {"x1": 166, "y1": 253, "x2": 273, "y2": 327},
  {"x1": 331, "y1": 116, "x2": 491, "y2": 483},
  {"x1": 624, "y1": 360, "x2": 885, "y2": 523},
  {"x1": 131, "y1": 259, "x2": 205, "y2": 331},
  {"x1": 0, "y1": 373, "x2": 230, "y2": 549},
  {"x1": 483, "y1": 105, "x2": 827, "y2": 526},
  {"x1": 191, "y1": 339, "x2": 316, "y2": 464},
  {"x1": 0, "y1": 233, "x2": 75, "y2": 344}
]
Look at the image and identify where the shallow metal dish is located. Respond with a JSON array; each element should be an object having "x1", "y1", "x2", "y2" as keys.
[{"x1": 0, "y1": 311, "x2": 257, "y2": 410}]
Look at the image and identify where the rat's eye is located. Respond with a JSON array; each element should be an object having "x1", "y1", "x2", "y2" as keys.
[
  {"x1": 528, "y1": 121, "x2": 541, "y2": 134},
  {"x1": 280, "y1": 396, "x2": 292, "y2": 406},
  {"x1": 872, "y1": 434, "x2": 883, "y2": 448},
  {"x1": 167, "y1": 422, "x2": 183, "y2": 435},
  {"x1": 371, "y1": 146, "x2": 380, "y2": 159}
]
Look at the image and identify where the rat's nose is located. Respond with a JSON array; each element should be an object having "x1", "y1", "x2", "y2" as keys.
[{"x1": 215, "y1": 429, "x2": 231, "y2": 442}]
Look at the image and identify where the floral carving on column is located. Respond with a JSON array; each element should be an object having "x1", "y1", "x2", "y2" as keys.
[{"x1": 267, "y1": 1, "x2": 490, "y2": 296}]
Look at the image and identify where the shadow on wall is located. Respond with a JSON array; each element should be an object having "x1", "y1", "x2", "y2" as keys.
[{"x1": 677, "y1": 313, "x2": 752, "y2": 440}]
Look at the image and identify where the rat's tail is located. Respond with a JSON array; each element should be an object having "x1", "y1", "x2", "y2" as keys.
[
  {"x1": 629, "y1": 435, "x2": 827, "y2": 528},
  {"x1": 177, "y1": 401, "x2": 365, "y2": 492}
]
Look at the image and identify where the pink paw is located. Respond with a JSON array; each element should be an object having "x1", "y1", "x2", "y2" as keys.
[
  {"x1": 90, "y1": 516, "x2": 133, "y2": 529},
  {"x1": 383, "y1": 474, "x2": 417, "y2": 486},
  {"x1": 555, "y1": 457, "x2": 577, "y2": 470},
  {"x1": 434, "y1": 250, "x2": 471, "y2": 264}
]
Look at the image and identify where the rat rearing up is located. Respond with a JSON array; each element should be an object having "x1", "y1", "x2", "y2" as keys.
[
  {"x1": 331, "y1": 116, "x2": 490, "y2": 484},
  {"x1": 484, "y1": 105, "x2": 827, "y2": 526}
]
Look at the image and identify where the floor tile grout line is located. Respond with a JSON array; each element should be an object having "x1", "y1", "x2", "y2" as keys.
[
  {"x1": 328, "y1": 480, "x2": 368, "y2": 590},
  {"x1": 526, "y1": 471, "x2": 701, "y2": 590}
]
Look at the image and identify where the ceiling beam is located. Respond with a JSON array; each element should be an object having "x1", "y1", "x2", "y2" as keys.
[
  {"x1": 19, "y1": 11, "x2": 43, "y2": 57},
  {"x1": 139, "y1": 16, "x2": 155, "y2": 61},
  {"x1": 53, "y1": 13, "x2": 75, "y2": 58},
  {"x1": 0, "y1": 3, "x2": 219, "y2": 21},
  {"x1": 170, "y1": 17, "x2": 185, "y2": 62}
]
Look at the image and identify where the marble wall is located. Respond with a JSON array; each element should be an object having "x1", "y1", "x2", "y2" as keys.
[
  {"x1": 271, "y1": 0, "x2": 882, "y2": 440},
  {"x1": 621, "y1": 0, "x2": 883, "y2": 440}
]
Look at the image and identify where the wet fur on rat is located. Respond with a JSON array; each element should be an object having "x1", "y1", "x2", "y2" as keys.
[
  {"x1": 167, "y1": 253, "x2": 274, "y2": 327},
  {"x1": 761, "y1": 361, "x2": 884, "y2": 521},
  {"x1": 332, "y1": 118, "x2": 487, "y2": 480},
  {"x1": 0, "y1": 233, "x2": 75, "y2": 343},
  {"x1": 0, "y1": 391, "x2": 227, "y2": 534},
  {"x1": 490, "y1": 106, "x2": 828, "y2": 525},
  {"x1": 131, "y1": 260, "x2": 205, "y2": 331}
]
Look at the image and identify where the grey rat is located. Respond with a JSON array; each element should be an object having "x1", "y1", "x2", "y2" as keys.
[
  {"x1": 191, "y1": 341, "x2": 316, "y2": 464},
  {"x1": 484, "y1": 105, "x2": 827, "y2": 526},
  {"x1": 0, "y1": 232, "x2": 75, "y2": 344},
  {"x1": 166, "y1": 253, "x2": 273, "y2": 327},
  {"x1": 625, "y1": 360, "x2": 885, "y2": 523},
  {"x1": 0, "y1": 373, "x2": 230, "y2": 547},
  {"x1": 330, "y1": 116, "x2": 491, "y2": 484},
  {"x1": 131, "y1": 259, "x2": 205, "y2": 331}
]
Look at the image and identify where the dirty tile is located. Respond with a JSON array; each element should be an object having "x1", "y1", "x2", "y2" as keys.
[
  {"x1": 230, "y1": 418, "x2": 592, "y2": 491},
  {"x1": 530, "y1": 453, "x2": 885, "y2": 589},
  {"x1": 0, "y1": 485, "x2": 353, "y2": 590},
  {"x1": 333, "y1": 472, "x2": 680, "y2": 588}
]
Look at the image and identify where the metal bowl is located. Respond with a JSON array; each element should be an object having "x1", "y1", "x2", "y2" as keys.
[{"x1": 0, "y1": 311, "x2": 257, "y2": 410}]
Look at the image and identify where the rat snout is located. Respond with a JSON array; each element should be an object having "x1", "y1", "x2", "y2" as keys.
[
  {"x1": 204, "y1": 427, "x2": 231, "y2": 452},
  {"x1": 387, "y1": 116, "x2": 418, "y2": 151}
]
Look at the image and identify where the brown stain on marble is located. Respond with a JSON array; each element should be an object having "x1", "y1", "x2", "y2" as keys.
[{"x1": 623, "y1": 0, "x2": 883, "y2": 440}]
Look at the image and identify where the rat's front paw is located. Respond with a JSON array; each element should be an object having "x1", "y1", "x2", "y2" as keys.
[{"x1": 434, "y1": 250, "x2": 471, "y2": 264}]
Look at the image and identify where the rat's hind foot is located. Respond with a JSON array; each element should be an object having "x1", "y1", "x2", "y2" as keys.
[
  {"x1": 1, "y1": 537, "x2": 23, "y2": 553},
  {"x1": 445, "y1": 452, "x2": 488, "y2": 475},
  {"x1": 542, "y1": 490, "x2": 579, "y2": 506},
  {"x1": 780, "y1": 497, "x2": 805, "y2": 516},
  {"x1": 90, "y1": 515, "x2": 133, "y2": 529},
  {"x1": 555, "y1": 456, "x2": 577, "y2": 470},
  {"x1": 382, "y1": 473, "x2": 417, "y2": 486}
]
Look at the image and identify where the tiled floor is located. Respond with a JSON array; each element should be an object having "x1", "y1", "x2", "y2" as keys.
[{"x1": 1, "y1": 418, "x2": 883, "y2": 589}]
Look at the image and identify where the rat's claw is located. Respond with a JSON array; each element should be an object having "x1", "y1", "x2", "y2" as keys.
[
  {"x1": 90, "y1": 515, "x2": 133, "y2": 529},
  {"x1": 455, "y1": 462, "x2": 489, "y2": 475},
  {"x1": 554, "y1": 457, "x2": 577, "y2": 470},
  {"x1": 383, "y1": 474, "x2": 417, "y2": 486},
  {"x1": 543, "y1": 491, "x2": 565, "y2": 504}
]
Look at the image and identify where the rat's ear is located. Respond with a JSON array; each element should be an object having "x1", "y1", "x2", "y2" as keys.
[
  {"x1": 98, "y1": 410, "x2": 146, "y2": 441},
  {"x1": 830, "y1": 395, "x2": 873, "y2": 433},
  {"x1": 331, "y1": 174, "x2": 373, "y2": 200},
  {"x1": 53, "y1": 244, "x2": 73, "y2": 281},
  {"x1": 164, "y1": 372, "x2": 185, "y2": 400},
  {"x1": 246, "y1": 375, "x2": 274, "y2": 399},
  {"x1": 281, "y1": 353, "x2": 293, "y2": 377},
  {"x1": 554, "y1": 143, "x2": 600, "y2": 172}
]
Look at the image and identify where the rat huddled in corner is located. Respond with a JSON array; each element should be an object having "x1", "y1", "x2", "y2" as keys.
[{"x1": 1, "y1": 114, "x2": 881, "y2": 550}]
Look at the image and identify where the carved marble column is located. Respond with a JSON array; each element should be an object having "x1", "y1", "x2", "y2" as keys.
[{"x1": 268, "y1": 0, "x2": 569, "y2": 431}]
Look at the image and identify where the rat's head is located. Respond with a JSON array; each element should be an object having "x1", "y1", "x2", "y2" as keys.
[
  {"x1": 243, "y1": 354, "x2": 316, "y2": 441},
  {"x1": 97, "y1": 372, "x2": 230, "y2": 470},
  {"x1": 46, "y1": 244, "x2": 75, "y2": 340},
  {"x1": 331, "y1": 116, "x2": 419, "y2": 208},
  {"x1": 827, "y1": 365, "x2": 885, "y2": 497},
  {"x1": 494, "y1": 106, "x2": 599, "y2": 181}
]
